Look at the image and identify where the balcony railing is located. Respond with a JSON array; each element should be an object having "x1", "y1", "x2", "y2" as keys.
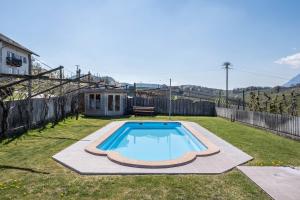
[{"x1": 6, "y1": 57, "x2": 22, "y2": 67}]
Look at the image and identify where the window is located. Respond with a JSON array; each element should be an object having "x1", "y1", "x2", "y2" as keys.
[
  {"x1": 108, "y1": 95, "x2": 114, "y2": 111},
  {"x1": 96, "y1": 94, "x2": 101, "y2": 109},
  {"x1": 89, "y1": 94, "x2": 95, "y2": 109},
  {"x1": 23, "y1": 57, "x2": 27, "y2": 64},
  {"x1": 115, "y1": 95, "x2": 120, "y2": 111}
]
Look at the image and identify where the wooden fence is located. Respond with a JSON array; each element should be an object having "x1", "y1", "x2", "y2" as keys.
[
  {"x1": 0, "y1": 94, "x2": 79, "y2": 136},
  {"x1": 216, "y1": 107, "x2": 300, "y2": 139},
  {"x1": 127, "y1": 97, "x2": 215, "y2": 116}
]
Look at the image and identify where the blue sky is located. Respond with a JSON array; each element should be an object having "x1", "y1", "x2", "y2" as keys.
[{"x1": 1, "y1": 0, "x2": 300, "y2": 89}]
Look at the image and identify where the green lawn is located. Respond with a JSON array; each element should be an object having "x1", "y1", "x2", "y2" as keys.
[{"x1": 0, "y1": 116, "x2": 299, "y2": 200}]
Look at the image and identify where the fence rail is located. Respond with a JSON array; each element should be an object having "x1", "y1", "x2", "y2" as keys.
[
  {"x1": 127, "y1": 97, "x2": 215, "y2": 116},
  {"x1": 216, "y1": 107, "x2": 300, "y2": 139}
]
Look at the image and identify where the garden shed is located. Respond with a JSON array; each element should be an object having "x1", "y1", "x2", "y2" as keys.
[{"x1": 83, "y1": 88, "x2": 127, "y2": 117}]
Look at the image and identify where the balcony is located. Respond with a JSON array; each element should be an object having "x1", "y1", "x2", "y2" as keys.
[{"x1": 6, "y1": 57, "x2": 22, "y2": 67}]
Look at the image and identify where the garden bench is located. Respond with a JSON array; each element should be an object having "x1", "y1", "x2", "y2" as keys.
[{"x1": 133, "y1": 106, "x2": 155, "y2": 116}]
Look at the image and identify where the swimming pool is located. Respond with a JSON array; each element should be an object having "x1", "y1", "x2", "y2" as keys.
[{"x1": 85, "y1": 121, "x2": 219, "y2": 168}]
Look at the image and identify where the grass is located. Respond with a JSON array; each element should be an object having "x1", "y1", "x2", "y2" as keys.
[{"x1": 0, "y1": 115, "x2": 299, "y2": 199}]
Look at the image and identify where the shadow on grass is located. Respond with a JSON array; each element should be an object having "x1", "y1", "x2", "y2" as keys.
[
  {"x1": 0, "y1": 165, "x2": 50, "y2": 174},
  {"x1": 1, "y1": 116, "x2": 85, "y2": 145},
  {"x1": 0, "y1": 129, "x2": 29, "y2": 145},
  {"x1": 30, "y1": 135, "x2": 90, "y2": 141},
  {"x1": 0, "y1": 115, "x2": 134, "y2": 145}
]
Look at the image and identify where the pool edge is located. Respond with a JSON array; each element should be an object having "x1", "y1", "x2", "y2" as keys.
[{"x1": 85, "y1": 120, "x2": 220, "y2": 168}]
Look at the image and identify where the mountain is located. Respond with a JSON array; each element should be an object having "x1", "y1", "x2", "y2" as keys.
[{"x1": 283, "y1": 74, "x2": 300, "y2": 87}]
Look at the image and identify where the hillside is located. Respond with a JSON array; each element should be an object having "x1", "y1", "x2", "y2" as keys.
[{"x1": 231, "y1": 86, "x2": 300, "y2": 115}]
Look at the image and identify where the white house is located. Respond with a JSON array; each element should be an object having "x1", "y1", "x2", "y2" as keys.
[{"x1": 0, "y1": 33, "x2": 38, "y2": 75}]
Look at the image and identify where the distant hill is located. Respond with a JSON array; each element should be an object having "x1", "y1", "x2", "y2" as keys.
[
  {"x1": 120, "y1": 82, "x2": 167, "y2": 89},
  {"x1": 135, "y1": 83, "x2": 162, "y2": 89},
  {"x1": 70, "y1": 74, "x2": 118, "y2": 85},
  {"x1": 283, "y1": 74, "x2": 300, "y2": 87}
]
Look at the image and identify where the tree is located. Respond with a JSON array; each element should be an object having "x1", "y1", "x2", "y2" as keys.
[
  {"x1": 270, "y1": 95, "x2": 279, "y2": 114},
  {"x1": 290, "y1": 91, "x2": 298, "y2": 116},
  {"x1": 249, "y1": 92, "x2": 256, "y2": 111},
  {"x1": 254, "y1": 93, "x2": 261, "y2": 112},
  {"x1": 263, "y1": 92, "x2": 271, "y2": 112}
]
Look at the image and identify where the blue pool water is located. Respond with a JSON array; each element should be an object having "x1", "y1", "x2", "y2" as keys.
[{"x1": 98, "y1": 122, "x2": 207, "y2": 161}]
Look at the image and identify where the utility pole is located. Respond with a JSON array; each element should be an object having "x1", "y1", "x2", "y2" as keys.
[
  {"x1": 28, "y1": 55, "x2": 32, "y2": 98},
  {"x1": 27, "y1": 55, "x2": 33, "y2": 129},
  {"x1": 75, "y1": 65, "x2": 80, "y2": 90},
  {"x1": 133, "y1": 82, "x2": 136, "y2": 106},
  {"x1": 75, "y1": 65, "x2": 80, "y2": 120},
  {"x1": 223, "y1": 62, "x2": 232, "y2": 108},
  {"x1": 242, "y1": 90, "x2": 245, "y2": 110},
  {"x1": 169, "y1": 78, "x2": 172, "y2": 120},
  {"x1": 59, "y1": 66, "x2": 63, "y2": 96},
  {"x1": 88, "y1": 71, "x2": 91, "y2": 88}
]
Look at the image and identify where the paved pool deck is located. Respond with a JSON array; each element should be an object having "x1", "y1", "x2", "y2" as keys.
[
  {"x1": 52, "y1": 121, "x2": 253, "y2": 174},
  {"x1": 238, "y1": 166, "x2": 300, "y2": 200}
]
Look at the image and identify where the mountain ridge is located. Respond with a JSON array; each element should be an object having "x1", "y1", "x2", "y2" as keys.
[{"x1": 283, "y1": 74, "x2": 300, "y2": 87}]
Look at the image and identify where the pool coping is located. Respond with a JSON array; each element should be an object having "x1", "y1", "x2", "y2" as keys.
[{"x1": 85, "y1": 121, "x2": 220, "y2": 168}]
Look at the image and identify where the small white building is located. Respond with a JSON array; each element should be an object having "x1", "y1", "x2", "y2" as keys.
[
  {"x1": 84, "y1": 88, "x2": 127, "y2": 117},
  {"x1": 0, "y1": 33, "x2": 38, "y2": 75}
]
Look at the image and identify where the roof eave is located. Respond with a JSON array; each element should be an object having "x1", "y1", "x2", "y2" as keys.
[{"x1": 8, "y1": 42, "x2": 39, "y2": 57}]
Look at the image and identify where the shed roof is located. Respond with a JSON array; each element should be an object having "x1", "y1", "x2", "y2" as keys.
[
  {"x1": 0, "y1": 33, "x2": 39, "y2": 56},
  {"x1": 83, "y1": 88, "x2": 127, "y2": 94}
]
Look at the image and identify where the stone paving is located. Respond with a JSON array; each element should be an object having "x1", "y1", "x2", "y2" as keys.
[{"x1": 238, "y1": 166, "x2": 300, "y2": 200}]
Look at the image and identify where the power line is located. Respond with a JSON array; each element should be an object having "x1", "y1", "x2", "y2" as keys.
[
  {"x1": 33, "y1": 56, "x2": 78, "y2": 78},
  {"x1": 33, "y1": 57, "x2": 54, "y2": 70}
]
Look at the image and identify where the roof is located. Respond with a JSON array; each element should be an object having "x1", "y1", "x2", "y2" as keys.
[
  {"x1": 0, "y1": 33, "x2": 39, "y2": 56},
  {"x1": 83, "y1": 88, "x2": 127, "y2": 94}
]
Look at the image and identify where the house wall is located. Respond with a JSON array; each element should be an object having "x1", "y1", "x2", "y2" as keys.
[
  {"x1": 0, "y1": 41, "x2": 30, "y2": 75},
  {"x1": 84, "y1": 91, "x2": 127, "y2": 116}
]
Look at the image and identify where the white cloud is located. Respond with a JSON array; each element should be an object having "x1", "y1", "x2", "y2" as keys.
[{"x1": 275, "y1": 52, "x2": 300, "y2": 69}]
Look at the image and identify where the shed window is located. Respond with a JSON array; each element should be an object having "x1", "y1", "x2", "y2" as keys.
[
  {"x1": 96, "y1": 94, "x2": 101, "y2": 109},
  {"x1": 108, "y1": 95, "x2": 114, "y2": 111},
  {"x1": 89, "y1": 94, "x2": 95, "y2": 109},
  {"x1": 115, "y1": 95, "x2": 120, "y2": 111}
]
